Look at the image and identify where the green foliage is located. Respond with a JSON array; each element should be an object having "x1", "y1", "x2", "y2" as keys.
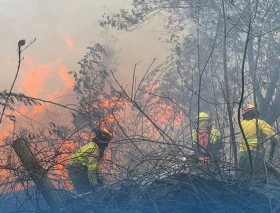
[{"x1": 68, "y1": 41, "x2": 124, "y2": 130}]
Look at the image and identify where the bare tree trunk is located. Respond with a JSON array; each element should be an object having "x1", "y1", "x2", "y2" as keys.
[
  {"x1": 252, "y1": 35, "x2": 262, "y2": 154},
  {"x1": 12, "y1": 138, "x2": 65, "y2": 213},
  {"x1": 222, "y1": 0, "x2": 238, "y2": 168},
  {"x1": 196, "y1": 3, "x2": 202, "y2": 151},
  {"x1": 237, "y1": 19, "x2": 254, "y2": 169}
]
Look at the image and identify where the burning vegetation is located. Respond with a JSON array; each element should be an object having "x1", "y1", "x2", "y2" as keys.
[{"x1": 1, "y1": 1, "x2": 280, "y2": 213}]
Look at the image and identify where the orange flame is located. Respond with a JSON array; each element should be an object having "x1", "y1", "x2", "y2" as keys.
[
  {"x1": 151, "y1": 103, "x2": 184, "y2": 127},
  {"x1": 14, "y1": 56, "x2": 75, "y2": 119},
  {"x1": 0, "y1": 51, "x2": 184, "y2": 191},
  {"x1": 58, "y1": 65, "x2": 73, "y2": 90},
  {"x1": 20, "y1": 57, "x2": 52, "y2": 97},
  {"x1": 0, "y1": 55, "x2": 76, "y2": 191},
  {"x1": 52, "y1": 139, "x2": 76, "y2": 189},
  {"x1": 19, "y1": 56, "x2": 74, "y2": 97},
  {"x1": 0, "y1": 120, "x2": 14, "y2": 140},
  {"x1": 63, "y1": 36, "x2": 73, "y2": 49}
]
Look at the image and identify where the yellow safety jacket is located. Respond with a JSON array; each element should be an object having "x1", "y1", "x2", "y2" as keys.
[
  {"x1": 68, "y1": 141, "x2": 100, "y2": 170},
  {"x1": 239, "y1": 119, "x2": 278, "y2": 152},
  {"x1": 191, "y1": 128, "x2": 220, "y2": 146}
]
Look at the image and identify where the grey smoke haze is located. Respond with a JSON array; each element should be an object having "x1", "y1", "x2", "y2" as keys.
[
  {"x1": 0, "y1": 0, "x2": 166, "y2": 92},
  {"x1": 0, "y1": 0, "x2": 167, "y2": 136}
]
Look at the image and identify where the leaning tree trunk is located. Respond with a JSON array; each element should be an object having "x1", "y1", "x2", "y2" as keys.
[{"x1": 12, "y1": 138, "x2": 65, "y2": 213}]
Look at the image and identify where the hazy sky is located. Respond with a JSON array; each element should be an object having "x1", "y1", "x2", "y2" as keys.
[{"x1": 0, "y1": 0, "x2": 167, "y2": 136}]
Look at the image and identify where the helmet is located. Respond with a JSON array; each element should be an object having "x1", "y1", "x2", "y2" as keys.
[
  {"x1": 198, "y1": 112, "x2": 210, "y2": 121},
  {"x1": 94, "y1": 124, "x2": 113, "y2": 142},
  {"x1": 242, "y1": 103, "x2": 256, "y2": 115}
]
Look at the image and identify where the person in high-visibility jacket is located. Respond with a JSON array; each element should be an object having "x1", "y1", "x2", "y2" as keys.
[
  {"x1": 191, "y1": 112, "x2": 222, "y2": 167},
  {"x1": 239, "y1": 103, "x2": 279, "y2": 180},
  {"x1": 66, "y1": 125, "x2": 113, "y2": 194}
]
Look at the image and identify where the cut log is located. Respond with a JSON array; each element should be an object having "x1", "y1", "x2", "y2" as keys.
[{"x1": 12, "y1": 138, "x2": 65, "y2": 213}]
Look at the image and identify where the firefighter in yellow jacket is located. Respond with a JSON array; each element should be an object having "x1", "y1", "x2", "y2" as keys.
[
  {"x1": 239, "y1": 103, "x2": 279, "y2": 180},
  {"x1": 191, "y1": 112, "x2": 222, "y2": 170},
  {"x1": 66, "y1": 125, "x2": 113, "y2": 194}
]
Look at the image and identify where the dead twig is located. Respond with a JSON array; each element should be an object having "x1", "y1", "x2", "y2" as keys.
[{"x1": 0, "y1": 38, "x2": 36, "y2": 125}]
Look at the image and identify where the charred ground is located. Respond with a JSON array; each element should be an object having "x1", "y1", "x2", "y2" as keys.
[{"x1": 63, "y1": 173, "x2": 279, "y2": 213}]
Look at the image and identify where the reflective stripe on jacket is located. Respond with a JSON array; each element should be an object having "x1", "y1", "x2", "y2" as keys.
[
  {"x1": 191, "y1": 128, "x2": 220, "y2": 145},
  {"x1": 239, "y1": 119, "x2": 278, "y2": 152},
  {"x1": 69, "y1": 141, "x2": 99, "y2": 170}
]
